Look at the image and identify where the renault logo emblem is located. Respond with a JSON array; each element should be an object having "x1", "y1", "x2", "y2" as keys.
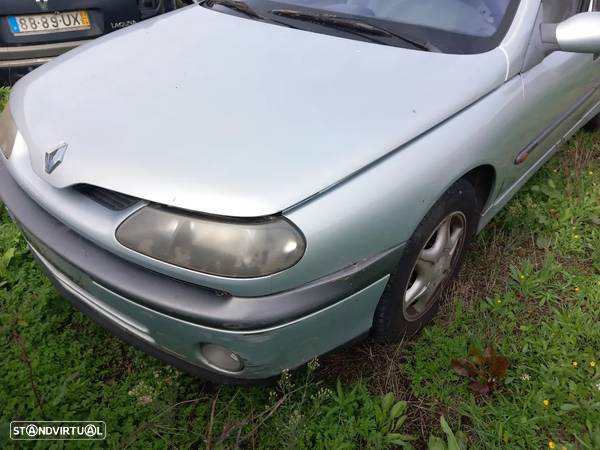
[
  {"x1": 45, "y1": 143, "x2": 68, "y2": 174},
  {"x1": 36, "y1": 0, "x2": 49, "y2": 11}
]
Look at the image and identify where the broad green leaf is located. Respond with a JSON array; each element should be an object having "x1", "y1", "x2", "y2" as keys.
[
  {"x1": 382, "y1": 392, "x2": 394, "y2": 413},
  {"x1": 428, "y1": 435, "x2": 447, "y2": 450},
  {"x1": 390, "y1": 400, "x2": 407, "y2": 419},
  {"x1": 440, "y1": 416, "x2": 461, "y2": 450}
]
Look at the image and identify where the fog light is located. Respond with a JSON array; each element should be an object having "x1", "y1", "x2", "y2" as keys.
[{"x1": 199, "y1": 344, "x2": 244, "y2": 373}]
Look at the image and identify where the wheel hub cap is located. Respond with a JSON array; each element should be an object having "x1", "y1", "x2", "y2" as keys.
[{"x1": 403, "y1": 211, "x2": 467, "y2": 321}]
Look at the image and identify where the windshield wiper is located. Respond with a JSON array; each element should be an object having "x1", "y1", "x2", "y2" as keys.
[
  {"x1": 202, "y1": 0, "x2": 264, "y2": 20},
  {"x1": 270, "y1": 9, "x2": 437, "y2": 52}
]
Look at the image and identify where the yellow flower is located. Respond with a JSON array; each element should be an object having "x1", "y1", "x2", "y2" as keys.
[
  {"x1": 543, "y1": 399, "x2": 550, "y2": 407},
  {"x1": 574, "y1": 235, "x2": 580, "y2": 240},
  {"x1": 589, "y1": 171, "x2": 594, "y2": 176},
  {"x1": 591, "y1": 361, "x2": 597, "y2": 368},
  {"x1": 549, "y1": 441, "x2": 556, "y2": 449},
  {"x1": 575, "y1": 287, "x2": 580, "y2": 293},
  {"x1": 520, "y1": 275, "x2": 525, "y2": 280},
  {"x1": 496, "y1": 299, "x2": 502, "y2": 304},
  {"x1": 572, "y1": 361, "x2": 578, "y2": 368}
]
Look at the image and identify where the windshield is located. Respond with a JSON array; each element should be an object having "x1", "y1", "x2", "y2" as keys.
[
  {"x1": 274, "y1": 0, "x2": 512, "y2": 37},
  {"x1": 203, "y1": 0, "x2": 520, "y2": 54}
]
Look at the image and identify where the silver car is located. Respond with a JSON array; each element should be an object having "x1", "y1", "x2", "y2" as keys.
[{"x1": 1, "y1": 0, "x2": 600, "y2": 383}]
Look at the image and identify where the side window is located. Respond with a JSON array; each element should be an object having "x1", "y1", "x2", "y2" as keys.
[{"x1": 542, "y1": 0, "x2": 581, "y2": 21}]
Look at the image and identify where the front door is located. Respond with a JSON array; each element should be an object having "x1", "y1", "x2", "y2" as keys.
[{"x1": 504, "y1": 0, "x2": 600, "y2": 189}]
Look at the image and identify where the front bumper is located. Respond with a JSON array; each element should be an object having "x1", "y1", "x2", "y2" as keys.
[
  {"x1": 0, "y1": 41, "x2": 87, "y2": 83},
  {"x1": 0, "y1": 157, "x2": 398, "y2": 382}
]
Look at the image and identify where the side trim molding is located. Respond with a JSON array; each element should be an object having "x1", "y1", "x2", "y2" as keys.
[{"x1": 514, "y1": 86, "x2": 599, "y2": 164}]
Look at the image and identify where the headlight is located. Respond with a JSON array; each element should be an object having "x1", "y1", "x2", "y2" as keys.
[
  {"x1": 116, "y1": 206, "x2": 306, "y2": 278},
  {"x1": 0, "y1": 105, "x2": 17, "y2": 159}
]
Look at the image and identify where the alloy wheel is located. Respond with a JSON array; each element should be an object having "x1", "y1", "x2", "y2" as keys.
[{"x1": 403, "y1": 211, "x2": 467, "y2": 321}]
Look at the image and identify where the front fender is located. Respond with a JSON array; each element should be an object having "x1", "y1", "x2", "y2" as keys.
[{"x1": 277, "y1": 76, "x2": 527, "y2": 294}]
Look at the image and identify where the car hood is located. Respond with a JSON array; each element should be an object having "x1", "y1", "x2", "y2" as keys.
[{"x1": 11, "y1": 6, "x2": 508, "y2": 217}]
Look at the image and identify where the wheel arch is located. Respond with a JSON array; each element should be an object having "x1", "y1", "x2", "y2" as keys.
[{"x1": 460, "y1": 164, "x2": 497, "y2": 213}]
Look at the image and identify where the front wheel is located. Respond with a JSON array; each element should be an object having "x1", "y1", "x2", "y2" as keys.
[{"x1": 372, "y1": 179, "x2": 480, "y2": 342}]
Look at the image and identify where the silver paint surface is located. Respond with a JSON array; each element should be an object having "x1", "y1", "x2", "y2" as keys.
[{"x1": 10, "y1": 6, "x2": 507, "y2": 218}]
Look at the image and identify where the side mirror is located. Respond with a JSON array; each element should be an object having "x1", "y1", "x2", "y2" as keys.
[{"x1": 541, "y1": 12, "x2": 600, "y2": 54}]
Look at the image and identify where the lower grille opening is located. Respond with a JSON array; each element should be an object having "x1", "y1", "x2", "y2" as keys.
[{"x1": 75, "y1": 185, "x2": 140, "y2": 211}]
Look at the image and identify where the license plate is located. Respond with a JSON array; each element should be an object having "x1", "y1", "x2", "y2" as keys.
[{"x1": 8, "y1": 11, "x2": 90, "y2": 36}]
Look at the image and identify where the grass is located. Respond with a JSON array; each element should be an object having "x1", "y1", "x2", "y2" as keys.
[
  {"x1": 1, "y1": 87, "x2": 600, "y2": 449},
  {"x1": 0, "y1": 87, "x2": 8, "y2": 109}
]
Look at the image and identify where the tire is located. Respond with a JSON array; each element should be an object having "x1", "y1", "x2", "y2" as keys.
[
  {"x1": 584, "y1": 112, "x2": 600, "y2": 132},
  {"x1": 372, "y1": 179, "x2": 481, "y2": 343}
]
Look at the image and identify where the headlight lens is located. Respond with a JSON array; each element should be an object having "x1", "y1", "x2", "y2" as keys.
[
  {"x1": 0, "y1": 105, "x2": 17, "y2": 159},
  {"x1": 116, "y1": 206, "x2": 306, "y2": 278}
]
